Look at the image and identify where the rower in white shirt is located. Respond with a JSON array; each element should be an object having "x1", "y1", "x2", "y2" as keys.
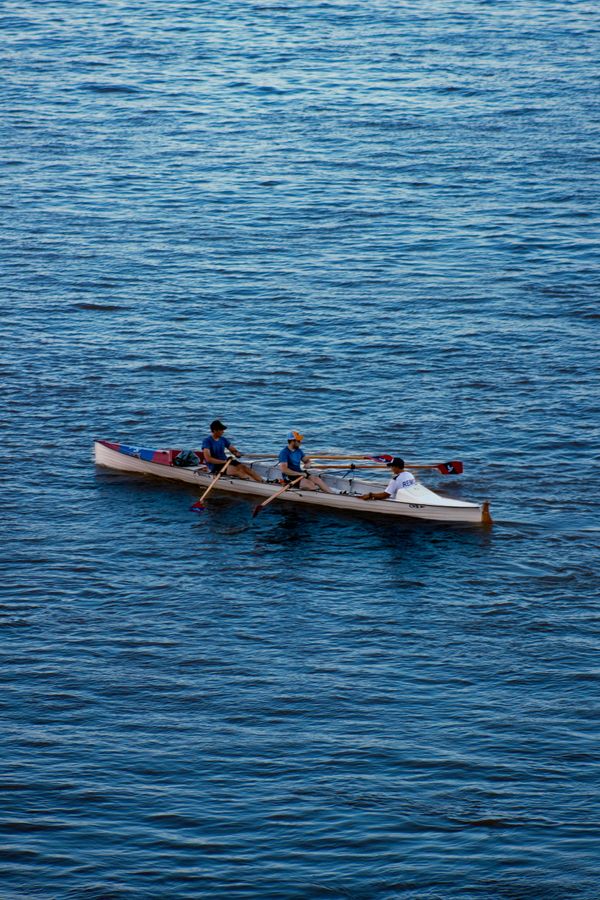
[{"x1": 360, "y1": 457, "x2": 417, "y2": 501}]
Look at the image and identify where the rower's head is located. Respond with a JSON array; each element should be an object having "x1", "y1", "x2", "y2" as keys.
[
  {"x1": 287, "y1": 430, "x2": 304, "y2": 447},
  {"x1": 210, "y1": 419, "x2": 227, "y2": 436},
  {"x1": 386, "y1": 457, "x2": 405, "y2": 473}
]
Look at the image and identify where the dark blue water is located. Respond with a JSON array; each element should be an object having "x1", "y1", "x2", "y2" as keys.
[{"x1": 2, "y1": 1, "x2": 599, "y2": 897}]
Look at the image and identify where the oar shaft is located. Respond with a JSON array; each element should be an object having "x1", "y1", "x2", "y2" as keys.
[
  {"x1": 244, "y1": 454, "x2": 463, "y2": 474},
  {"x1": 312, "y1": 464, "x2": 386, "y2": 470},
  {"x1": 253, "y1": 475, "x2": 304, "y2": 516},
  {"x1": 197, "y1": 456, "x2": 234, "y2": 503},
  {"x1": 305, "y1": 454, "x2": 367, "y2": 459},
  {"x1": 244, "y1": 453, "x2": 369, "y2": 460},
  {"x1": 312, "y1": 463, "x2": 443, "y2": 470},
  {"x1": 259, "y1": 475, "x2": 303, "y2": 508}
]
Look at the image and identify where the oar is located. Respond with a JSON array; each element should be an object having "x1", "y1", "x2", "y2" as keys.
[
  {"x1": 244, "y1": 453, "x2": 376, "y2": 460},
  {"x1": 303, "y1": 453, "x2": 394, "y2": 461},
  {"x1": 312, "y1": 454, "x2": 381, "y2": 460},
  {"x1": 311, "y1": 460, "x2": 464, "y2": 475},
  {"x1": 252, "y1": 474, "x2": 304, "y2": 518},
  {"x1": 190, "y1": 457, "x2": 234, "y2": 511},
  {"x1": 242, "y1": 453, "x2": 464, "y2": 475}
]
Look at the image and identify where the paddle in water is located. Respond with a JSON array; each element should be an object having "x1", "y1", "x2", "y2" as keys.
[{"x1": 190, "y1": 457, "x2": 234, "y2": 512}]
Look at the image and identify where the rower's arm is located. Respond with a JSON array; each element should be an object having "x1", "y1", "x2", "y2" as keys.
[{"x1": 203, "y1": 448, "x2": 226, "y2": 465}]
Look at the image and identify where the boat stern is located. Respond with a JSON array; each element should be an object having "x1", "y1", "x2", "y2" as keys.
[{"x1": 481, "y1": 501, "x2": 493, "y2": 525}]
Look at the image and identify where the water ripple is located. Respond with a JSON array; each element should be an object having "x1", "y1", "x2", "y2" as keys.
[{"x1": 1, "y1": 0, "x2": 599, "y2": 897}]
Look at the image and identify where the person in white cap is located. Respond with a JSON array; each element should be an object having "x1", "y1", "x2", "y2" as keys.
[
  {"x1": 278, "y1": 431, "x2": 334, "y2": 493},
  {"x1": 360, "y1": 458, "x2": 416, "y2": 501}
]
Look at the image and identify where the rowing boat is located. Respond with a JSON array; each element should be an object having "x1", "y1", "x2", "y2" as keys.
[
  {"x1": 95, "y1": 441, "x2": 491, "y2": 525},
  {"x1": 94, "y1": 440, "x2": 492, "y2": 525}
]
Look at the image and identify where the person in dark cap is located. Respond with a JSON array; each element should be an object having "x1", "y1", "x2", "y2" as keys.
[
  {"x1": 278, "y1": 430, "x2": 334, "y2": 494},
  {"x1": 201, "y1": 420, "x2": 263, "y2": 482},
  {"x1": 360, "y1": 457, "x2": 416, "y2": 501}
]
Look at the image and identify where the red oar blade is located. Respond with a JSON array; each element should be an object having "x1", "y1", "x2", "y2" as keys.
[
  {"x1": 251, "y1": 503, "x2": 264, "y2": 519},
  {"x1": 367, "y1": 453, "x2": 394, "y2": 463},
  {"x1": 436, "y1": 460, "x2": 463, "y2": 475},
  {"x1": 190, "y1": 500, "x2": 206, "y2": 512}
]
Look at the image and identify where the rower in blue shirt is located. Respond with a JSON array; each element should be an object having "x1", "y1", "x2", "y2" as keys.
[
  {"x1": 202, "y1": 420, "x2": 263, "y2": 482},
  {"x1": 278, "y1": 431, "x2": 333, "y2": 493}
]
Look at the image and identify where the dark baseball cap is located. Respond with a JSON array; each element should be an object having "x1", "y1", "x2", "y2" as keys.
[
  {"x1": 386, "y1": 457, "x2": 404, "y2": 468},
  {"x1": 210, "y1": 419, "x2": 227, "y2": 431}
]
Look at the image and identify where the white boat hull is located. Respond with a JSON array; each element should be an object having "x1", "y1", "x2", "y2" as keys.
[{"x1": 94, "y1": 441, "x2": 491, "y2": 525}]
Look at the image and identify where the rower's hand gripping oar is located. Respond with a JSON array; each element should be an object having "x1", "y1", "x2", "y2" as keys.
[
  {"x1": 252, "y1": 474, "x2": 304, "y2": 518},
  {"x1": 190, "y1": 456, "x2": 235, "y2": 512}
]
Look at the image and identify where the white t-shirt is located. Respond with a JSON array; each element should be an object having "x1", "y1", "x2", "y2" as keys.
[{"x1": 385, "y1": 470, "x2": 417, "y2": 498}]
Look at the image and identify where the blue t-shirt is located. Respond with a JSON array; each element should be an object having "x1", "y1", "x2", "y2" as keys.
[
  {"x1": 278, "y1": 446, "x2": 305, "y2": 473},
  {"x1": 202, "y1": 435, "x2": 231, "y2": 470}
]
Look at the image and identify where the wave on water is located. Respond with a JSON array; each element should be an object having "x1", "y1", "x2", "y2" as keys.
[
  {"x1": 72, "y1": 303, "x2": 128, "y2": 311},
  {"x1": 2, "y1": 0, "x2": 599, "y2": 897}
]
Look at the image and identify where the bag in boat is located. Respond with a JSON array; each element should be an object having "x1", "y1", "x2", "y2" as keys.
[{"x1": 173, "y1": 449, "x2": 201, "y2": 467}]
